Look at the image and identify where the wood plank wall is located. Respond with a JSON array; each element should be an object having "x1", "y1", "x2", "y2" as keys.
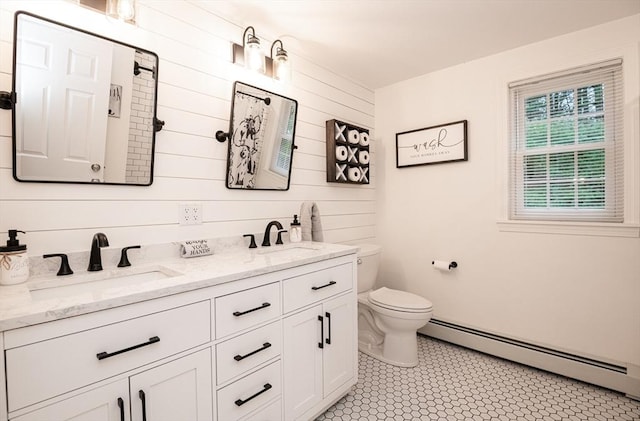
[{"x1": 0, "y1": 0, "x2": 376, "y2": 255}]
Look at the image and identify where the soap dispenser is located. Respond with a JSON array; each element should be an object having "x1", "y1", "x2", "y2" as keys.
[
  {"x1": 290, "y1": 215, "x2": 302, "y2": 243},
  {"x1": 0, "y1": 230, "x2": 29, "y2": 285}
]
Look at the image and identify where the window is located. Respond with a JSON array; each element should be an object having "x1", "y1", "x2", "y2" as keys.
[
  {"x1": 269, "y1": 103, "x2": 296, "y2": 177},
  {"x1": 509, "y1": 60, "x2": 623, "y2": 222}
]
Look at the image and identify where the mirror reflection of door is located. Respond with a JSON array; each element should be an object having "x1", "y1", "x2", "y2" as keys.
[
  {"x1": 15, "y1": 14, "x2": 112, "y2": 182},
  {"x1": 12, "y1": 12, "x2": 159, "y2": 186}
]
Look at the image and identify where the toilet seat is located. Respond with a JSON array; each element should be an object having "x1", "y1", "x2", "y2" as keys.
[{"x1": 368, "y1": 287, "x2": 432, "y2": 313}]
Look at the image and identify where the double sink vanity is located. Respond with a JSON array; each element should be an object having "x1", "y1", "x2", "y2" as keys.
[
  {"x1": 0, "y1": 8, "x2": 357, "y2": 421},
  {"x1": 0, "y1": 240, "x2": 359, "y2": 421}
]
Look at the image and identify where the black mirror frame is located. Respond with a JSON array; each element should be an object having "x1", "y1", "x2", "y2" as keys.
[{"x1": 6, "y1": 11, "x2": 165, "y2": 186}]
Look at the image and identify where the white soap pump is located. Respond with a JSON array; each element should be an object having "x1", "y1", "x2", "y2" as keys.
[
  {"x1": 290, "y1": 215, "x2": 302, "y2": 243},
  {"x1": 0, "y1": 229, "x2": 29, "y2": 285}
]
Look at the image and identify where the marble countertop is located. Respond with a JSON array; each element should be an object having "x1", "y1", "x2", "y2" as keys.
[{"x1": 0, "y1": 241, "x2": 358, "y2": 332}]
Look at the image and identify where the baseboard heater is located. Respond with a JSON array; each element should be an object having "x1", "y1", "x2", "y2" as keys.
[{"x1": 422, "y1": 319, "x2": 640, "y2": 398}]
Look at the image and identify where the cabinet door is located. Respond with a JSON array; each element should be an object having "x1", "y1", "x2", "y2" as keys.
[
  {"x1": 130, "y1": 349, "x2": 213, "y2": 421},
  {"x1": 322, "y1": 293, "x2": 356, "y2": 396},
  {"x1": 12, "y1": 379, "x2": 129, "y2": 421},
  {"x1": 282, "y1": 305, "x2": 323, "y2": 420}
]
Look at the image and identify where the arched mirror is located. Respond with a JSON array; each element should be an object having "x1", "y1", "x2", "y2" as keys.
[
  {"x1": 8, "y1": 12, "x2": 162, "y2": 185},
  {"x1": 217, "y1": 82, "x2": 298, "y2": 190}
]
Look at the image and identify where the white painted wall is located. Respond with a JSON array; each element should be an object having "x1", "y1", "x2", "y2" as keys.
[
  {"x1": 0, "y1": 0, "x2": 375, "y2": 255},
  {"x1": 375, "y1": 15, "x2": 640, "y2": 370}
]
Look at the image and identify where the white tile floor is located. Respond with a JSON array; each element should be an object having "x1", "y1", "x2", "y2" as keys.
[{"x1": 316, "y1": 336, "x2": 640, "y2": 421}]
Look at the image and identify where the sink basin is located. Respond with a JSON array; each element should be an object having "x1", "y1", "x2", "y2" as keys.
[
  {"x1": 256, "y1": 244, "x2": 320, "y2": 255},
  {"x1": 28, "y1": 266, "x2": 182, "y2": 300}
]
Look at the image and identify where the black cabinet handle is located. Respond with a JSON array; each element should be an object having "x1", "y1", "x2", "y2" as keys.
[
  {"x1": 118, "y1": 245, "x2": 141, "y2": 267},
  {"x1": 233, "y1": 302, "x2": 270, "y2": 317},
  {"x1": 234, "y1": 383, "x2": 272, "y2": 407},
  {"x1": 311, "y1": 281, "x2": 336, "y2": 291},
  {"x1": 96, "y1": 336, "x2": 160, "y2": 360},
  {"x1": 325, "y1": 312, "x2": 332, "y2": 345},
  {"x1": 318, "y1": 315, "x2": 324, "y2": 349},
  {"x1": 117, "y1": 397, "x2": 125, "y2": 421},
  {"x1": 139, "y1": 390, "x2": 147, "y2": 421},
  {"x1": 43, "y1": 253, "x2": 73, "y2": 276},
  {"x1": 234, "y1": 342, "x2": 272, "y2": 361}
]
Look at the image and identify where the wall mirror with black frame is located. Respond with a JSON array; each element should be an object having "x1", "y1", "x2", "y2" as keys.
[
  {"x1": 8, "y1": 11, "x2": 162, "y2": 185},
  {"x1": 218, "y1": 82, "x2": 298, "y2": 190}
]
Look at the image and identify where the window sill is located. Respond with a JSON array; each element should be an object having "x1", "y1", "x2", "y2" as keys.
[{"x1": 496, "y1": 220, "x2": 640, "y2": 238}]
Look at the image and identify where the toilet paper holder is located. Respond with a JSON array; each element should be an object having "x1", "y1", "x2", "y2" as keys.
[{"x1": 432, "y1": 260, "x2": 457, "y2": 270}]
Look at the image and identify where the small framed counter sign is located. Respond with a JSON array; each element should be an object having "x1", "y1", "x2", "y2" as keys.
[{"x1": 396, "y1": 120, "x2": 467, "y2": 168}]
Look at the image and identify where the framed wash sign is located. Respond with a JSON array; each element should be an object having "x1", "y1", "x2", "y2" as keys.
[{"x1": 396, "y1": 120, "x2": 468, "y2": 168}]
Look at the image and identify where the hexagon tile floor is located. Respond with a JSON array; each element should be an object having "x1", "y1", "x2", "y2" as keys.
[{"x1": 316, "y1": 336, "x2": 640, "y2": 421}]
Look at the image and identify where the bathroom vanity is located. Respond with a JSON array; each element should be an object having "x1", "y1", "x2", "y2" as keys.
[{"x1": 0, "y1": 242, "x2": 358, "y2": 421}]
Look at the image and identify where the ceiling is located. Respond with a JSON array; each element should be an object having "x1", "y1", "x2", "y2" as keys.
[{"x1": 196, "y1": 0, "x2": 640, "y2": 90}]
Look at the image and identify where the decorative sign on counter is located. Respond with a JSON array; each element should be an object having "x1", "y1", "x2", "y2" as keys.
[
  {"x1": 325, "y1": 119, "x2": 370, "y2": 184},
  {"x1": 396, "y1": 120, "x2": 468, "y2": 168}
]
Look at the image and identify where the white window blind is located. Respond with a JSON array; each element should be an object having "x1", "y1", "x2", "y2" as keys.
[{"x1": 508, "y1": 59, "x2": 624, "y2": 222}]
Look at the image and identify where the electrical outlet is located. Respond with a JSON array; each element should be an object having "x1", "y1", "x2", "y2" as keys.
[{"x1": 179, "y1": 202, "x2": 203, "y2": 225}]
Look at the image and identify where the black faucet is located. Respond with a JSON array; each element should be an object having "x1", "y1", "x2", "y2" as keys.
[
  {"x1": 88, "y1": 232, "x2": 109, "y2": 271},
  {"x1": 261, "y1": 221, "x2": 283, "y2": 247}
]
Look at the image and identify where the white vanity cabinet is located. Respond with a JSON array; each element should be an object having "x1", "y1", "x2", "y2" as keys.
[
  {"x1": 0, "y1": 248, "x2": 357, "y2": 421},
  {"x1": 12, "y1": 349, "x2": 213, "y2": 421},
  {"x1": 282, "y1": 263, "x2": 357, "y2": 421}
]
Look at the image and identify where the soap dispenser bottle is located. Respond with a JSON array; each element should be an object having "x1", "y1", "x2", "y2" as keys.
[
  {"x1": 290, "y1": 215, "x2": 302, "y2": 243},
  {"x1": 0, "y1": 230, "x2": 29, "y2": 285}
]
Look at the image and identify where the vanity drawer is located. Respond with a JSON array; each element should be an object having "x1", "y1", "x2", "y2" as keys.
[
  {"x1": 6, "y1": 300, "x2": 211, "y2": 411},
  {"x1": 282, "y1": 263, "x2": 352, "y2": 313},
  {"x1": 215, "y1": 282, "x2": 280, "y2": 338},
  {"x1": 216, "y1": 321, "x2": 282, "y2": 385},
  {"x1": 217, "y1": 360, "x2": 281, "y2": 421},
  {"x1": 241, "y1": 397, "x2": 282, "y2": 421}
]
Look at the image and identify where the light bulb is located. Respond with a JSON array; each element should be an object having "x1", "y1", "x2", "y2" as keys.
[
  {"x1": 244, "y1": 36, "x2": 265, "y2": 73},
  {"x1": 107, "y1": 0, "x2": 135, "y2": 22},
  {"x1": 273, "y1": 48, "x2": 291, "y2": 82},
  {"x1": 117, "y1": 0, "x2": 135, "y2": 20}
]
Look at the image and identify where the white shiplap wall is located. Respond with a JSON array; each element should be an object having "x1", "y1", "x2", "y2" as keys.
[{"x1": 0, "y1": 0, "x2": 376, "y2": 255}]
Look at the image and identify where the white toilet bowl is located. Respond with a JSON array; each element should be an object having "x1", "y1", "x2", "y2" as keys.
[{"x1": 356, "y1": 245, "x2": 433, "y2": 367}]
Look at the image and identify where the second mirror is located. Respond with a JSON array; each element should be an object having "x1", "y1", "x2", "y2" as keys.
[{"x1": 221, "y1": 82, "x2": 298, "y2": 190}]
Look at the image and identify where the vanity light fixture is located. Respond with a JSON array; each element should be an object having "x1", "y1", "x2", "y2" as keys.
[
  {"x1": 233, "y1": 26, "x2": 266, "y2": 74},
  {"x1": 269, "y1": 39, "x2": 291, "y2": 82},
  {"x1": 78, "y1": 0, "x2": 136, "y2": 24},
  {"x1": 106, "y1": 0, "x2": 136, "y2": 23}
]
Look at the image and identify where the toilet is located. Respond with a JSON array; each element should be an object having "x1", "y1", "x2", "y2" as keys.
[{"x1": 357, "y1": 244, "x2": 433, "y2": 367}]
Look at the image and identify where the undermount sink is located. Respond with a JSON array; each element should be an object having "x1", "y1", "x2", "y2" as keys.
[
  {"x1": 28, "y1": 266, "x2": 183, "y2": 300},
  {"x1": 256, "y1": 244, "x2": 320, "y2": 255}
]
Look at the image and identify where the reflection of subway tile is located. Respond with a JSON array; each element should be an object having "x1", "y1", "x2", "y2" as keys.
[{"x1": 316, "y1": 336, "x2": 640, "y2": 421}]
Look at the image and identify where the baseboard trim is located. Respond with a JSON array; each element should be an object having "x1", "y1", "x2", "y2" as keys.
[{"x1": 420, "y1": 320, "x2": 640, "y2": 398}]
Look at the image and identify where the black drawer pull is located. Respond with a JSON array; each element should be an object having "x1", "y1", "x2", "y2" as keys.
[
  {"x1": 233, "y1": 302, "x2": 271, "y2": 317},
  {"x1": 311, "y1": 281, "x2": 336, "y2": 291},
  {"x1": 234, "y1": 383, "x2": 272, "y2": 406},
  {"x1": 96, "y1": 336, "x2": 160, "y2": 360},
  {"x1": 139, "y1": 390, "x2": 147, "y2": 421},
  {"x1": 234, "y1": 342, "x2": 272, "y2": 361},
  {"x1": 117, "y1": 397, "x2": 125, "y2": 421},
  {"x1": 325, "y1": 312, "x2": 332, "y2": 345}
]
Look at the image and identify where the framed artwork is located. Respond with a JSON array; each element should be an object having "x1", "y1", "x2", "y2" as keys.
[{"x1": 396, "y1": 120, "x2": 467, "y2": 168}]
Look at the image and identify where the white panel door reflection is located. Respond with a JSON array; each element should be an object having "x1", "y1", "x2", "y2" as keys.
[{"x1": 16, "y1": 14, "x2": 111, "y2": 182}]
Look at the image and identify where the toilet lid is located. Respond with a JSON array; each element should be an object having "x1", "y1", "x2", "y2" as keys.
[{"x1": 368, "y1": 287, "x2": 433, "y2": 312}]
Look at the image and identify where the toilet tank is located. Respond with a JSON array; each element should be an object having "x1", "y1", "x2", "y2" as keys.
[{"x1": 356, "y1": 244, "x2": 382, "y2": 293}]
